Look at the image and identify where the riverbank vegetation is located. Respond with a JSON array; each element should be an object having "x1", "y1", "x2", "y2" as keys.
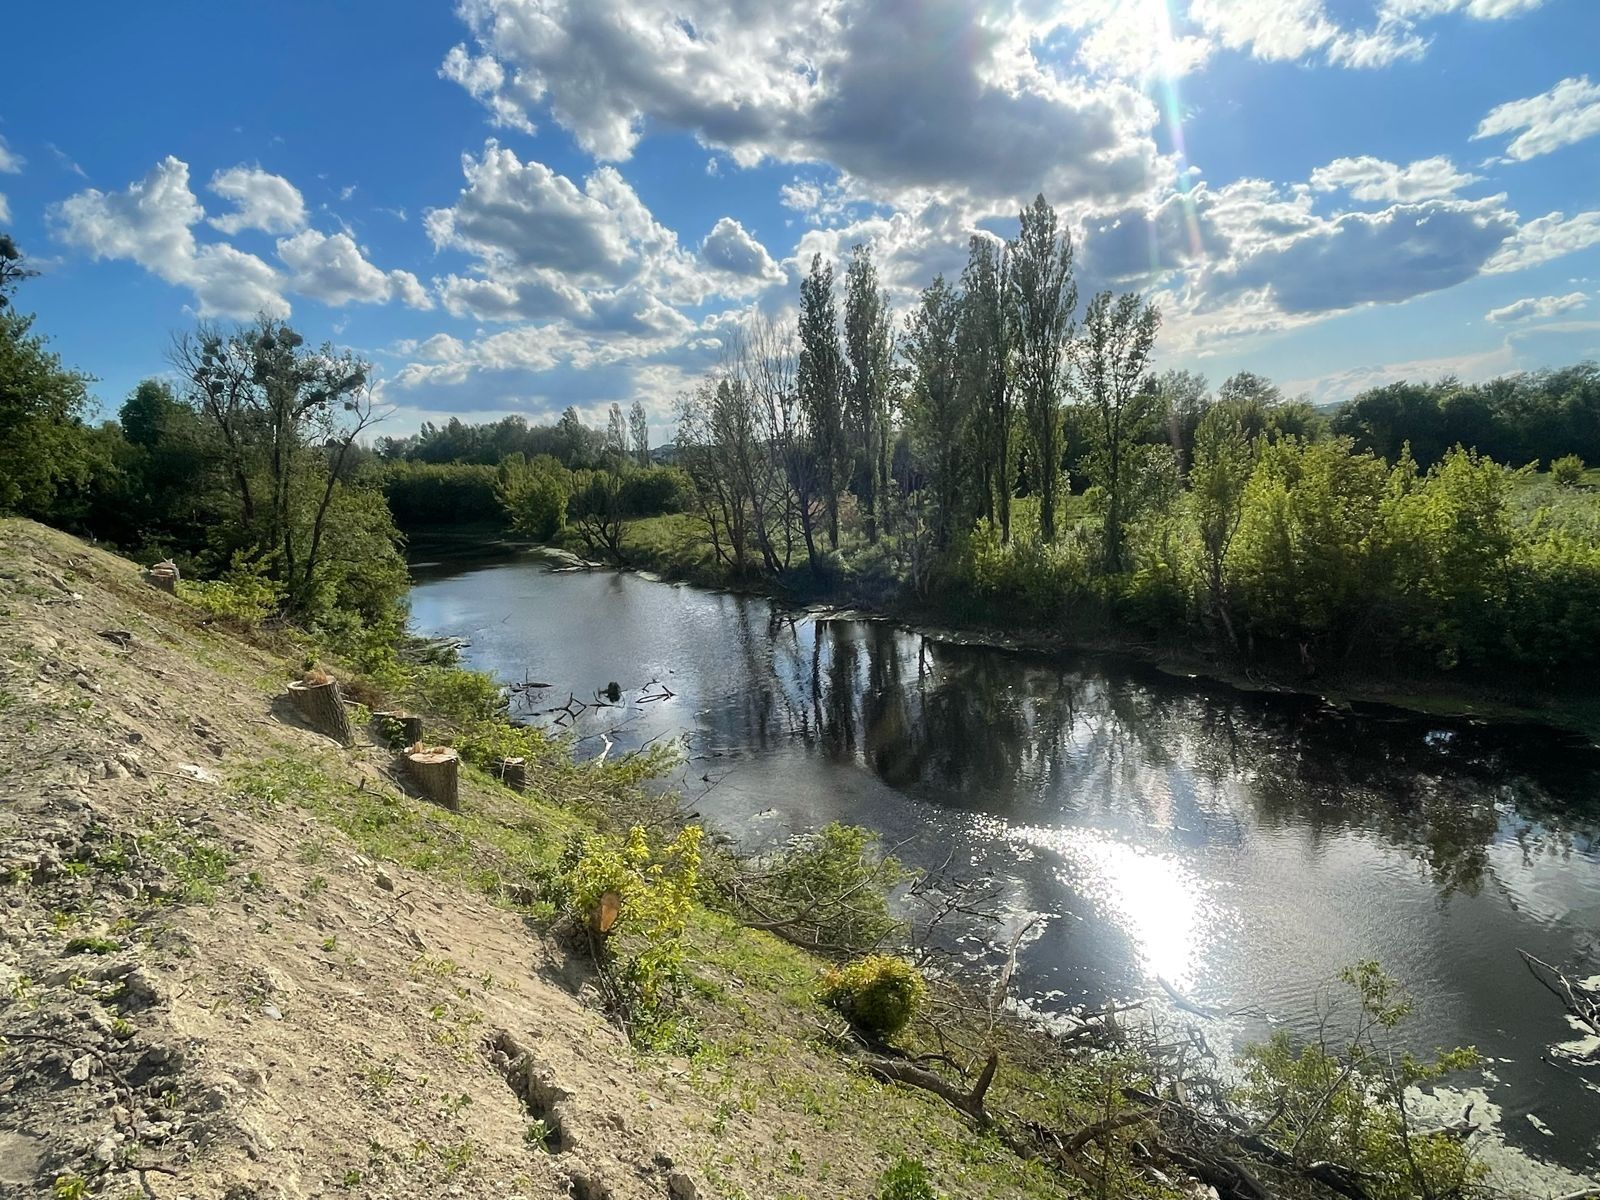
[
  {"x1": 4, "y1": 516, "x2": 1514, "y2": 1200},
  {"x1": 2, "y1": 206, "x2": 1593, "y2": 1196}
]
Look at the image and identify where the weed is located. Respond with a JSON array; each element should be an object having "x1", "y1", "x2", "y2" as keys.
[{"x1": 64, "y1": 935, "x2": 121, "y2": 956}]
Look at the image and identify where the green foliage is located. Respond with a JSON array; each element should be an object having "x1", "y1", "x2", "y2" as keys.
[
  {"x1": 1387, "y1": 449, "x2": 1515, "y2": 669},
  {"x1": 617, "y1": 465, "x2": 688, "y2": 516},
  {"x1": 377, "y1": 460, "x2": 502, "y2": 529},
  {"x1": 1237, "y1": 962, "x2": 1487, "y2": 1200},
  {"x1": 1228, "y1": 435, "x2": 1393, "y2": 647},
  {"x1": 877, "y1": 1156, "x2": 938, "y2": 1200},
  {"x1": 496, "y1": 453, "x2": 571, "y2": 539},
  {"x1": 178, "y1": 550, "x2": 286, "y2": 626},
  {"x1": 818, "y1": 954, "x2": 926, "y2": 1037},
  {"x1": 1550, "y1": 453, "x2": 1586, "y2": 486},
  {"x1": 953, "y1": 522, "x2": 1093, "y2": 624},
  {"x1": 409, "y1": 664, "x2": 507, "y2": 730},
  {"x1": 734, "y1": 822, "x2": 911, "y2": 954},
  {"x1": 551, "y1": 825, "x2": 705, "y2": 1045},
  {"x1": 0, "y1": 287, "x2": 96, "y2": 518},
  {"x1": 1336, "y1": 363, "x2": 1600, "y2": 468}
]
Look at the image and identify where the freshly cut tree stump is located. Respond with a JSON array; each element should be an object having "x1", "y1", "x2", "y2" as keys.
[
  {"x1": 287, "y1": 677, "x2": 354, "y2": 746},
  {"x1": 373, "y1": 710, "x2": 424, "y2": 746},
  {"x1": 497, "y1": 756, "x2": 527, "y2": 793},
  {"x1": 404, "y1": 745, "x2": 460, "y2": 811},
  {"x1": 144, "y1": 560, "x2": 181, "y2": 594}
]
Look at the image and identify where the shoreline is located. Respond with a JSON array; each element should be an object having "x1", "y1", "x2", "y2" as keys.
[{"x1": 407, "y1": 524, "x2": 1600, "y2": 745}]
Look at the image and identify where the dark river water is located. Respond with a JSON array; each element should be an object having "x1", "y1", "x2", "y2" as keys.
[{"x1": 410, "y1": 551, "x2": 1600, "y2": 1181}]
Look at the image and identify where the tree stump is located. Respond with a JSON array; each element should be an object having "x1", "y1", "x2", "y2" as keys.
[
  {"x1": 286, "y1": 678, "x2": 354, "y2": 746},
  {"x1": 404, "y1": 746, "x2": 460, "y2": 811},
  {"x1": 373, "y1": 711, "x2": 424, "y2": 747},
  {"x1": 144, "y1": 560, "x2": 181, "y2": 594},
  {"x1": 497, "y1": 756, "x2": 527, "y2": 793}
]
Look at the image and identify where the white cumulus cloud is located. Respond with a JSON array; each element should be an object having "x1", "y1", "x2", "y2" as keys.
[
  {"x1": 700, "y1": 217, "x2": 782, "y2": 283},
  {"x1": 1486, "y1": 292, "x2": 1588, "y2": 323},
  {"x1": 208, "y1": 166, "x2": 307, "y2": 235},
  {"x1": 276, "y1": 229, "x2": 434, "y2": 309},
  {"x1": 1473, "y1": 76, "x2": 1600, "y2": 161},
  {"x1": 53, "y1": 156, "x2": 427, "y2": 318},
  {"x1": 1308, "y1": 155, "x2": 1479, "y2": 202}
]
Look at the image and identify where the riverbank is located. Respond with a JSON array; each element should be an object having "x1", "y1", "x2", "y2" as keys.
[
  {"x1": 527, "y1": 512, "x2": 1600, "y2": 744},
  {"x1": 0, "y1": 518, "x2": 1176, "y2": 1199}
]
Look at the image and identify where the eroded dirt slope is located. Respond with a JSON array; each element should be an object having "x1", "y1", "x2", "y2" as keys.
[{"x1": 0, "y1": 521, "x2": 743, "y2": 1200}]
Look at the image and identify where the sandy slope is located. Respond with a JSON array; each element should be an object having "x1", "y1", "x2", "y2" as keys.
[{"x1": 0, "y1": 521, "x2": 769, "y2": 1200}]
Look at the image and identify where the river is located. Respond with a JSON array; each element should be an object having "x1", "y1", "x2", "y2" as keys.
[{"x1": 409, "y1": 549, "x2": 1600, "y2": 1180}]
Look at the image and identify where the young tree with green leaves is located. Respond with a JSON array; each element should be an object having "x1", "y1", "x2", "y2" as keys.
[
  {"x1": 170, "y1": 318, "x2": 386, "y2": 618},
  {"x1": 844, "y1": 244, "x2": 895, "y2": 542},
  {"x1": 1076, "y1": 290, "x2": 1161, "y2": 574},
  {"x1": 1006, "y1": 195, "x2": 1077, "y2": 543},
  {"x1": 1189, "y1": 402, "x2": 1256, "y2": 647}
]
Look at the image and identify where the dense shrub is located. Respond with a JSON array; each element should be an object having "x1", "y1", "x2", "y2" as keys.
[
  {"x1": 1550, "y1": 453, "x2": 1586, "y2": 486},
  {"x1": 732, "y1": 823, "x2": 910, "y2": 954},
  {"x1": 496, "y1": 453, "x2": 571, "y2": 539},
  {"x1": 551, "y1": 825, "x2": 705, "y2": 1045},
  {"x1": 618, "y1": 465, "x2": 689, "y2": 516},
  {"x1": 176, "y1": 551, "x2": 284, "y2": 627},
  {"x1": 819, "y1": 954, "x2": 925, "y2": 1037}
]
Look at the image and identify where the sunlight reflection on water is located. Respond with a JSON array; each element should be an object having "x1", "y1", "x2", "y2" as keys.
[{"x1": 1006, "y1": 823, "x2": 1215, "y2": 992}]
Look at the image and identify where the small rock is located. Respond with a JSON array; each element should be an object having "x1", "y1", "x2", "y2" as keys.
[
  {"x1": 93, "y1": 1135, "x2": 117, "y2": 1163},
  {"x1": 260, "y1": 1002, "x2": 283, "y2": 1021},
  {"x1": 667, "y1": 1171, "x2": 698, "y2": 1200},
  {"x1": 375, "y1": 870, "x2": 395, "y2": 892},
  {"x1": 69, "y1": 1054, "x2": 96, "y2": 1082}
]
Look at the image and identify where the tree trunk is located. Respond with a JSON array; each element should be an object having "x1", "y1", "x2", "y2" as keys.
[
  {"x1": 287, "y1": 679, "x2": 353, "y2": 746},
  {"x1": 144, "y1": 560, "x2": 181, "y2": 594},
  {"x1": 404, "y1": 747, "x2": 460, "y2": 811},
  {"x1": 497, "y1": 756, "x2": 527, "y2": 793},
  {"x1": 373, "y1": 711, "x2": 424, "y2": 746}
]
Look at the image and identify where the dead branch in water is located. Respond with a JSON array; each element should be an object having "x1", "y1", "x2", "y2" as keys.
[{"x1": 1519, "y1": 949, "x2": 1600, "y2": 1059}]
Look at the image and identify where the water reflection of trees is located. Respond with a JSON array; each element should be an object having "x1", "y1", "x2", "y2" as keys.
[{"x1": 695, "y1": 617, "x2": 1600, "y2": 896}]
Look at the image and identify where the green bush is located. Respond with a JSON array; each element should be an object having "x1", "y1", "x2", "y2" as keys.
[
  {"x1": 618, "y1": 466, "x2": 689, "y2": 516},
  {"x1": 877, "y1": 1157, "x2": 938, "y2": 1200},
  {"x1": 733, "y1": 823, "x2": 910, "y2": 954},
  {"x1": 497, "y1": 453, "x2": 571, "y2": 539},
  {"x1": 819, "y1": 954, "x2": 925, "y2": 1037},
  {"x1": 1550, "y1": 453, "x2": 1586, "y2": 486},
  {"x1": 177, "y1": 551, "x2": 284, "y2": 626},
  {"x1": 551, "y1": 825, "x2": 705, "y2": 1046}
]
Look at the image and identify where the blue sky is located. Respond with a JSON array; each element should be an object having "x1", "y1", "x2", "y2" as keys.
[{"x1": 3, "y1": 0, "x2": 1598, "y2": 437}]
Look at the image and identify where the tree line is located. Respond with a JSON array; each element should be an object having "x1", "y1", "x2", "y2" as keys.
[
  {"x1": 666, "y1": 194, "x2": 1600, "y2": 684},
  {"x1": 5, "y1": 209, "x2": 1599, "y2": 686}
]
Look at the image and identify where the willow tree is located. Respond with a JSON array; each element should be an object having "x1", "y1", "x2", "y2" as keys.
[
  {"x1": 170, "y1": 317, "x2": 379, "y2": 615},
  {"x1": 844, "y1": 244, "x2": 894, "y2": 542},
  {"x1": 1006, "y1": 195, "x2": 1076, "y2": 543}
]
